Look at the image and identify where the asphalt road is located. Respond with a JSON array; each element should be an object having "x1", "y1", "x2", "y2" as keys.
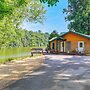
[{"x1": 4, "y1": 55, "x2": 90, "y2": 90}]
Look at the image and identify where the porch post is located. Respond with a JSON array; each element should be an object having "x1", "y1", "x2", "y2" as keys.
[
  {"x1": 56, "y1": 40, "x2": 58, "y2": 52},
  {"x1": 58, "y1": 40, "x2": 60, "y2": 53},
  {"x1": 63, "y1": 41, "x2": 64, "y2": 52}
]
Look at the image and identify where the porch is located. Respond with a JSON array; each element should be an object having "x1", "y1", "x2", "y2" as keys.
[{"x1": 49, "y1": 37, "x2": 66, "y2": 53}]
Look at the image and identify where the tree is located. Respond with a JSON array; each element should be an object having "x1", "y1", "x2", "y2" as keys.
[
  {"x1": 38, "y1": 30, "x2": 42, "y2": 33},
  {"x1": 0, "y1": 0, "x2": 59, "y2": 20},
  {"x1": 40, "y1": 0, "x2": 59, "y2": 6},
  {"x1": 0, "y1": 0, "x2": 48, "y2": 48},
  {"x1": 64, "y1": 0, "x2": 90, "y2": 35},
  {"x1": 0, "y1": 0, "x2": 47, "y2": 27},
  {"x1": 0, "y1": 0, "x2": 57, "y2": 48},
  {"x1": 49, "y1": 30, "x2": 59, "y2": 39}
]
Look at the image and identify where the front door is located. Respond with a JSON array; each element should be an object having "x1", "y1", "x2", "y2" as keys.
[
  {"x1": 52, "y1": 42, "x2": 55, "y2": 50},
  {"x1": 78, "y1": 41, "x2": 84, "y2": 52},
  {"x1": 61, "y1": 42, "x2": 64, "y2": 52},
  {"x1": 66, "y1": 41, "x2": 71, "y2": 53}
]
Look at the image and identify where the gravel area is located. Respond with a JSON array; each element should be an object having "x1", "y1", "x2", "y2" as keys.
[
  {"x1": 2, "y1": 55, "x2": 90, "y2": 90},
  {"x1": 0, "y1": 55, "x2": 45, "y2": 90}
]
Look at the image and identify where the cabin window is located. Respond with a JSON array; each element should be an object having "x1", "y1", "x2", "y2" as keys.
[
  {"x1": 52, "y1": 43, "x2": 55, "y2": 49},
  {"x1": 80, "y1": 42, "x2": 83, "y2": 47},
  {"x1": 78, "y1": 41, "x2": 84, "y2": 49}
]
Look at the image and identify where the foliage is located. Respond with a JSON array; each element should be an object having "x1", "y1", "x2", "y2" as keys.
[
  {"x1": 64, "y1": 0, "x2": 90, "y2": 35},
  {"x1": 0, "y1": 0, "x2": 59, "y2": 20},
  {"x1": 0, "y1": 0, "x2": 49, "y2": 48},
  {"x1": 0, "y1": 28, "x2": 49, "y2": 48},
  {"x1": 40, "y1": 0, "x2": 59, "y2": 6},
  {"x1": 49, "y1": 30, "x2": 59, "y2": 39},
  {"x1": 0, "y1": 0, "x2": 47, "y2": 25},
  {"x1": 0, "y1": 0, "x2": 62, "y2": 49}
]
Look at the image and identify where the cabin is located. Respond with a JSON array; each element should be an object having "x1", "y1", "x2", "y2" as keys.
[{"x1": 49, "y1": 31, "x2": 90, "y2": 54}]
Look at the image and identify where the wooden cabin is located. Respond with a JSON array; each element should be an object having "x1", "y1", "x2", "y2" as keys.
[{"x1": 49, "y1": 31, "x2": 90, "y2": 54}]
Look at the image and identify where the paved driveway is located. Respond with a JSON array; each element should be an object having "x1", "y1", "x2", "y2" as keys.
[{"x1": 4, "y1": 55, "x2": 90, "y2": 90}]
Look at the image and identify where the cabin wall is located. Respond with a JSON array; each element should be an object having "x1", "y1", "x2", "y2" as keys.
[{"x1": 62, "y1": 32, "x2": 90, "y2": 53}]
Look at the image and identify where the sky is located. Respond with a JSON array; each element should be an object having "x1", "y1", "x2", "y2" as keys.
[{"x1": 22, "y1": 0, "x2": 69, "y2": 33}]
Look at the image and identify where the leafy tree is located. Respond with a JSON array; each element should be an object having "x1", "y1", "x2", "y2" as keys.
[
  {"x1": 40, "y1": 0, "x2": 59, "y2": 6},
  {"x1": 49, "y1": 30, "x2": 59, "y2": 39},
  {"x1": 64, "y1": 0, "x2": 90, "y2": 35},
  {"x1": 0, "y1": 0, "x2": 57, "y2": 48},
  {"x1": 0, "y1": 28, "x2": 49, "y2": 48},
  {"x1": 0, "y1": 0, "x2": 47, "y2": 25},
  {"x1": 0, "y1": 0, "x2": 48, "y2": 48},
  {"x1": 38, "y1": 30, "x2": 42, "y2": 33},
  {"x1": 0, "y1": 0, "x2": 59, "y2": 20}
]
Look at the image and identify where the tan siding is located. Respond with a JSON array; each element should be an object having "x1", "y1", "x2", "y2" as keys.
[{"x1": 62, "y1": 32, "x2": 90, "y2": 53}]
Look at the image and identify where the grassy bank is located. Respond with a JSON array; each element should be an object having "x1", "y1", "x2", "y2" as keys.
[{"x1": 0, "y1": 46, "x2": 45, "y2": 63}]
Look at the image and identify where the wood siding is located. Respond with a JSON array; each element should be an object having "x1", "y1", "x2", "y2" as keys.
[{"x1": 62, "y1": 32, "x2": 90, "y2": 53}]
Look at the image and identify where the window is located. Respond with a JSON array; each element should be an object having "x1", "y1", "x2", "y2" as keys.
[
  {"x1": 52, "y1": 43, "x2": 55, "y2": 49},
  {"x1": 80, "y1": 42, "x2": 83, "y2": 47},
  {"x1": 78, "y1": 41, "x2": 84, "y2": 48}
]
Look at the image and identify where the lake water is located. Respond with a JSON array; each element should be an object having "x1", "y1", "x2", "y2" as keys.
[{"x1": 0, "y1": 47, "x2": 32, "y2": 61}]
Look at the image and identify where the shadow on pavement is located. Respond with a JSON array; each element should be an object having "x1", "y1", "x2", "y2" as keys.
[{"x1": 3, "y1": 55, "x2": 90, "y2": 90}]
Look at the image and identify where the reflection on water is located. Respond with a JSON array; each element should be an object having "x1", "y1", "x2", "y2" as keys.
[
  {"x1": 0, "y1": 52, "x2": 31, "y2": 59},
  {"x1": 0, "y1": 47, "x2": 32, "y2": 59}
]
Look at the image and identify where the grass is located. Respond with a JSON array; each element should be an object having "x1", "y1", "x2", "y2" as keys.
[{"x1": 0, "y1": 46, "x2": 46, "y2": 63}]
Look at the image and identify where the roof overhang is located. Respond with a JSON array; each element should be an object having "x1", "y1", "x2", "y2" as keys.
[
  {"x1": 49, "y1": 36, "x2": 66, "y2": 42},
  {"x1": 60, "y1": 31, "x2": 90, "y2": 39},
  {"x1": 49, "y1": 31, "x2": 90, "y2": 42}
]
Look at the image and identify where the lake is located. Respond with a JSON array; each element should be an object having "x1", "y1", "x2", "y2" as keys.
[{"x1": 0, "y1": 47, "x2": 33, "y2": 63}]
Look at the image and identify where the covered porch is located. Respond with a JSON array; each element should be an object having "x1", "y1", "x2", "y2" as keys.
[{"x1": 49, "y1": 37, "x2": 66, "y2": 53}]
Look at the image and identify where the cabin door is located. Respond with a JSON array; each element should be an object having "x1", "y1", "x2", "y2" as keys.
[
  {"x1": 66, "y1": 41, "x2": 71, "y2": 53},
  {"x1": 61, "y1": 42, "x2": 64, "y2": 52},
  {"x1": 78, "y1": 41, "x2": 84, "y2": 52}
]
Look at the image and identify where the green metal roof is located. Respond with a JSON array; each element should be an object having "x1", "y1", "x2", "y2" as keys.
[
  {"x1": 49, "y1": 37, "x2": 57, "y2": 42},
  {"x1": 60, "y1": 31, "x2": 90, "y2": 39},
  {"x1": 49, "y1": 31, "x2": 90, "y2": 42},
  {"x1": 49, "y1": 36, "x2": 66, "y2": 42}
]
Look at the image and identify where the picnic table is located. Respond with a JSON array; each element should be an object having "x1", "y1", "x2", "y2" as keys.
[{"x1": 31, "y1": 48, "x2": 43, "y2": 56}]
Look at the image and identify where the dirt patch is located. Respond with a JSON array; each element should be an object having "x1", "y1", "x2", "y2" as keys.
[{"x1": 0, "y1": 55, "x2": 45, "y2": 90}]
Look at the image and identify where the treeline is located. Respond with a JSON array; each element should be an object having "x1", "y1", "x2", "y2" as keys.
[{"x1": 0, "y1": 29, "x2": 49, "y2": 48}]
